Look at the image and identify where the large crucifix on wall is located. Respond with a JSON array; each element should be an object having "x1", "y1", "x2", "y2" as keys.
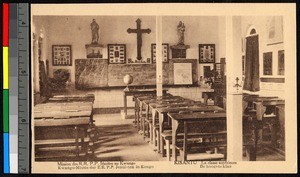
[{"x1": 127, "y1": 18, "x2": 151, "y2": 61}]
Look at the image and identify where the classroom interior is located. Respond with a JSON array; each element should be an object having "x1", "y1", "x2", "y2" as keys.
[{"x1": 31, "y1": 15, "x2": 286, "y2": 162}]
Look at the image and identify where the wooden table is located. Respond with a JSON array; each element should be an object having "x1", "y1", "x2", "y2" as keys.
[
  {"x1": 48, "y1": 94, "x2": 95, "y2": 103},
  {"x1": 141, "y1": 96, "x2": 186, "y2": 136},
  {"x1": 134, "y1": 94, "x2": 175, "y2": 130},
  {"x1": 34, "y1": 102, "x2": 94, "y2": 159},
  {"x1": 168, "y1": 111, "x2": 226, "y2": 161},
  {"x1": 145, "y1": 98, "x2": 198, "y2": 144},
  {"x1": 243, "y1": 94, "x2": 285, "y2": 161},
  {"x1": 35, "y1": 102, "x2": 94, "y2": 123},
  {"x1": 156, "y1": 105, "x2": 224, "y2": 155},
  {"x1": 123, "y1": 89, "x2": 168, "y2": 117}
]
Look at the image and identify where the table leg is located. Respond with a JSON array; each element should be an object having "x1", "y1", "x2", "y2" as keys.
[
  {"x1": 183, "y1": 121, "x2": 188, "y2": 161},
  {"x1": 203, "y1": 93, "x2": 209, "y2": 105},
  {"x1": 158, "y1": 113, "x2": 165, "y2": 154},
  {"x1": 124, "y1": 93, "x2": 127, "y2": 117},
  {"x1": 172, "y1": 120, "x2": 179, "y2": 161},
  {"x1": 151, "y1": 109, "x2": 157, "y2": 145},
  {"x1": 255, "y1": 102, "x2": 267, "y2": 147},
  {"x1": 134, "y1": 97, "x2": 137, "y2": 125},
  {"x1": 75, "y1": 126, "x2": 79, "y2": 157}
]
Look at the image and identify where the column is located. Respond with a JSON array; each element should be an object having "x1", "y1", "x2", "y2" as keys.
[
  {"x1": 156, "y1": 16, "x2": 163, "y2": 96},
  {"x1": 226, "y1": 16, "x2": 243, "y2": 161}
]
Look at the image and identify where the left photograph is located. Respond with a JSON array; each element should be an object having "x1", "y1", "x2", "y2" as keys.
[{"x1": 31, "y1": 14, "x2": 229, "y2": 162}]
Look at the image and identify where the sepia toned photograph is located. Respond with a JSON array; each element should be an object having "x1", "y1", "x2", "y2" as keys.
[{"x1": 30, "y1": 3, "x2": 297, "y2": 173}]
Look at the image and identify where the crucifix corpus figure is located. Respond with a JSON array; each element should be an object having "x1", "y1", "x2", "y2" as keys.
[
  {"x1": 127, "y1": 18, "x2": 151, "y2": 60},
  {"x1": 177, "y1": 21, "x2": 185, "y2": 45},
  {"x1": 90, "y1": 19, "x2": 99, "y2": 44}
]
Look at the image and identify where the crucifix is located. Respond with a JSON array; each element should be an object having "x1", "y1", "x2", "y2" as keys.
[{"x1": 127, "y1": 18, "x2": 151, "y2": 60}]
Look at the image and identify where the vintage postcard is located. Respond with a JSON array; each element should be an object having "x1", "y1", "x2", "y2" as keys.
[{"x1": 30, "y1": 3, "x2": 297, "y2": 174}]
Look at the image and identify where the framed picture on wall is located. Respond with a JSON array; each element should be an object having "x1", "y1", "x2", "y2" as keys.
[
  {"x1": 266, "y1": 16, "x2": 283, "y2": 45},
  {"x1": 278, "y1": 50, "x2": 284, "y2": 75},
  {"x1": 214, "y1": 63, "x2": 222, "y2": 82},
  {"x1": 263, "y1": 52, "x2": 273, "y2": 75},
  {"x1": 151, "y1": 43, "x2": 169, "y2": 63},
  {"x1": 52, "y1": 45, "x2": 72, "y2": 66},
  {"x1": 199, "y1": 44, "x2": 215, "y2": 63},
  {"x1": 108, "y1": 44, "x2": 126, "y2": 64}
]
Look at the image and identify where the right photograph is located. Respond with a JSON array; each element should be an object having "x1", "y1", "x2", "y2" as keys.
[{"x1": 239, "y1": 16, "x2": 285, "y2": 161}]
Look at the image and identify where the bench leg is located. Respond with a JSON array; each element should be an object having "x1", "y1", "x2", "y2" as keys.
[
  {"x1": 246, "y1": 146, "x2": 256, "y2": 161},
  {"x1": 75, "y1": 126, "x2": 79, "y2": 157},
  {"x1": 161, "y1": 138, "x2": 165, "y2": 157},
  {"x1": 155, "y1": 129, "x2": 159, "y2": 147},
  {"x1": 166, "y1": 140, "x2": 170, "y2": 161},
  {"x1": 149, "y1": 124, "x2": 152, "y2": 142}
]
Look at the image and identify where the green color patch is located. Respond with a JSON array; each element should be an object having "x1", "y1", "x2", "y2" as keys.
[{"x1": 3, "y1": 89, "x2": 9, "y2": 132}]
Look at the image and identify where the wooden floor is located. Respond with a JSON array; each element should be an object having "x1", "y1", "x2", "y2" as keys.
[
  {"x1": 94, "y1": 113, "x2": 284, "y2": 161},
  {"x1": 93, "y1": 113, "x2": 164, "y2": 161},
  {"x1": 36, "y1": 111, "x2": 284, "y2": 161}
]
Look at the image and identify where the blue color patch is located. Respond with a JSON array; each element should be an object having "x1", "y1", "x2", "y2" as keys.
[{"x1": 3, "y1": 133, "x2": 10, "y2": 173}]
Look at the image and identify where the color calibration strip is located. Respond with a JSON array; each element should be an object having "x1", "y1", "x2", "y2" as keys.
[
  {"x1": 3, "y1": 2, "x2": 10, "y2": 174},
  {"x1": 17, "y1": 3, "x2": 30, "y2": 174},
  {"x1": 9, "y1": 3, "x2": 19, "y2": 174}
]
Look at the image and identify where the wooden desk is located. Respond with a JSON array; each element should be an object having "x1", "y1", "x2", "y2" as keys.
[
  {"x1": 48, "y1": 94, "x2": 95, "y2": 103},
  {"x1": 243, "y1": 94, "x2": 285, "y2": 161},
  {"x1": 156, "y1": 105, "x2": 224, "y2": 157},
  {"x1": 134, "y1": 94, "x2": 176, "y2": 130},
  {"x1": 123, "y1": 89, "x2": 168, "y2": 117},
  {"x1": 168, "y1": 112, "x2": 226, "y2": 161},
  {"x1": 139, "y1": 96, "x2": 185, "y2": 138},
  {"x1": 146, "y1": 98, "x2": 199, "y2": 144},
  {"x1": 34, "y1": 103, "x2": 94, "y2": 159},
  {"x1": 35, "y1": 102, "x2": 94, "y2": 123}
]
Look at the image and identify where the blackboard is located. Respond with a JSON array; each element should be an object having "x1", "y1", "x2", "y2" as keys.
[
  {"x1": 108, "y1": 63, "x2": 169, "y2": 86},
  {"x1": 75, "y1": 59, "x2": 108, "y2": 89},
  {"x1": 75, "y1": 59, "x2": 197, "y2": 89}
]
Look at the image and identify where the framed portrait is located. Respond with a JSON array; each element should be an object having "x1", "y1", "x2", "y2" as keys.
[
  {"x1": 52, "y1": 45, "x2": 72, "y2": 66},
  {"x1": 108, "y1": 44, "x2": 126, "y2": 64},
  {"x1": 151, "y1": 43, "x2": 169, "y2": 63},
  {"x1": 199, "y1": 44, "x2": 215, "y2": 63}
]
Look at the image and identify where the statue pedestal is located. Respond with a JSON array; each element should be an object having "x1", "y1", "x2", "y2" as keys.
[
  {"x1": 85, "y1": 44, "x2": 104, "y2": 58},
  {"x1": 170, "y1": 44, "x2": 190, "y2": 59}
]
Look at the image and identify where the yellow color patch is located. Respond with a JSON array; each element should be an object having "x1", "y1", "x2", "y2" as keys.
[{"x1": 3, "y1": 47, "x2": 9, "y2": 89}]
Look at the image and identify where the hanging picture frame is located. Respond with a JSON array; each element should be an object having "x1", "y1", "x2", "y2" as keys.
[
  {"x1": 263, "y1": 52, "x2": 273, "y2": 75},
  {"x1": 151, "y1": 43, "x2": 169, "y2": 63},
  {"x1": 199, "y1": 44, "x2": 215, "y2": 63},
  {"x1": 108, "y1": 44, "x2": 126, "y2": 64},
  {"x1": 52, "y1": 45, "x2": 72, "y2": 66},
  {"x1": 266, "y1": 16, "x2": 283, "y2": 45},
  {"x1": 278, "y1": 50, "x2": 284, "y2": 75}
]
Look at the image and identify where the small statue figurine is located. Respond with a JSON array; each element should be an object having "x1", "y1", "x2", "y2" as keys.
[
  {"x1": 90, "y1": 19, "x2": 99, "y2": 44},
  {"x1": 177, "y1": 21, "x2": 185, "y2": 45}
]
